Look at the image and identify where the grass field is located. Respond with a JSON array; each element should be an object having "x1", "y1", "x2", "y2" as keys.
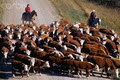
[{"x1": 50, "y1": 0, "x2": 120, "y2": 35}]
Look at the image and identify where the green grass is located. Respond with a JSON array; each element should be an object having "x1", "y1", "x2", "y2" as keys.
[
  {"x1": 50, "y1": 0, "x2": 120, "y2": 35},
  {"x1": 50, "y1": 0, "x2": 87, "y2": 23}
]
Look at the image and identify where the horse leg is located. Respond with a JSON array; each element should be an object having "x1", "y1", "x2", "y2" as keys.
[
  {"x1": 22, "y1": 20, "x2": 24, "y2": 24},
  {"x1": 20, "y1": 70, "x2": 24, "y2": 78},
  {"x1": 25, "y1": 21, "x2": 27, "y2": 25},
  {"x1": 29, "y1": 21, "x2": 30, "y2": 25}
]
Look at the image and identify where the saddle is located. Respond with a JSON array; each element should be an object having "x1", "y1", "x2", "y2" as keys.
[{"x1": 23, "y1": 12, "x2": 30, "y2": 20}]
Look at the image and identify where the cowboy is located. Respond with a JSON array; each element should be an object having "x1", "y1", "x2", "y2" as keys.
[
  {"x1": 25, "y1": 4, "x2": 31, "y2": 13},
  {"x1": 25, "y1": 4, "x2": 31, "y2": 19},
  {"x1": 90, "y1": 10, "x2": 96, "y2": 19},
  {"x1": 87, "y1": 10, "x2": 97, "y2": 27}
]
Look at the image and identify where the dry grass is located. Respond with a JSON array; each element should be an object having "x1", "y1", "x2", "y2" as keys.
[{"x1": 50, "y1": 0, "x2": 120, "y2": 35}]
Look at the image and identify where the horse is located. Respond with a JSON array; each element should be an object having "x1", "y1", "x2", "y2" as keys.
[
  {"x1": 22, "y1": 10, "x2": 37, "y2": 25},
  {"x1": 87, "y1": 17, "x2": 101, "y2": 28}
]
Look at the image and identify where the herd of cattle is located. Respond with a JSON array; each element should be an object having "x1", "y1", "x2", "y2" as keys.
[{"x1": 0, "y1": 19, "x2": 120, "y2": 79}]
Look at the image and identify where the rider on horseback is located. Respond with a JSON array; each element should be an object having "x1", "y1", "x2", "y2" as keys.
[
  {"x1": 22, "y1": 4, "x2": 37, "y2": 24},
  {"x1": 25, "y1": 4, "x2": 31, "y2": 19},
  {"x1": 87, "y1": 10, "x2": 98, "y2": 27}
]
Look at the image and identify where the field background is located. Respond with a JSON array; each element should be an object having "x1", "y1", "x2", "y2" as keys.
[{"x1": 50, "y1": 0, "x2": 120, "y2": 35}]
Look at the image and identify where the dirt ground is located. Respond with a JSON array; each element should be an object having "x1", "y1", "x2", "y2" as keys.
[
  {"x1": 2, "y1": 0, "x2": 60, "y2": 25},
  {"x1": 0, "y1": 0, "x2": 110, "y2": 80}
]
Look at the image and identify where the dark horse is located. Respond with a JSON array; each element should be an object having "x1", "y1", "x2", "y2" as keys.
[
  {"x1": 87, "y1": 17, "x2": 101, "y2": 28},
  {"x1": 22, "y1": 10, "x2": 37, "y2": 24}
]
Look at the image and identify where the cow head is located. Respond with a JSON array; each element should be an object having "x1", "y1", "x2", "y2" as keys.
[
  {"x1": 18, "y1": 28, "x2": 23, "y2": 33},
  {"x1": 78, "y1": 28, "x2": 83, "y2": 34},
  {"x1": 32, "y1": 35, "x2": 37, "y2": 41},
  {"x1": 110, "y1": 36, "x2": 115, "y2": 41},
  {"x1": 78, "y1": 55, "x2": 84, "y2": 61},
  {"x1": 24, "y1": 29, "x2": 28, "y2": 34},
  {"x1": 24, "y1": 64, "x2": 29, "y2": 72},
  {"x1": 32, "y1": 26, "x2": 36, "y2": 30},
  {"x1": 54, "y1": 50, "x2": 60, "y2": 57},
  {"x1": 92, "y1": 64, "x2": 99, "y2": 72},
  {"x1": 114, "y1": 69, "x2": 119, "y2": 78},
  {"x1": 85, "y1": 26, "x2": 90, "y2": 35},
  {"x1": 30, "y1": 57, "x2": 35, "y2": 67},
  {"x1": 29, "y1": 31, "x2": 33, "y2": 36},
  {"x1": 76, "y1": 47, "x2": 81, "y2": 54},
  {"x1": 2, "y1": 51, "x2": 8, "y2": 59},
  {"x1": 43, "y1": 61, "x2": 50, "y2": 68},
  {"x1": 25, "y1": 49, "x2": 31, "y2": 56},
  {"x1": 8, "y1": 33, "x2": 13, "y2": 39},
  {"x1": 38, "y1": 37, "x2": 42, "y2": 45},
  {"x1": 67, "y1": 54, "x2": 74, "y2": 60},
  {"x1": 62, "y1": 45, "x2": 67, "y2": 51},
  {"x1": 1, "y1": 47, "x2": 9, "y2": 59},
  {"x1": 80, "y1": 39, "x2": 85, "y2": 46},
  {"x1": 4, "y1": 29, "x2": 9, "y2": 33},
  {"x1": 17, "y1": 32, "x2": 21, "y2": 40},
  {"x1": 6, "y1": 26, "x2": 10, "y2": 30}
]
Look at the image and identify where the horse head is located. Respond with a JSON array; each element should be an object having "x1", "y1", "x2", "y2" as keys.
[
  {"x1": 96, "y1": 18, "x2": 101, "y2": 25},
  {"x1": 32, "y1": 10, "x2": 37, "y2": 16}
]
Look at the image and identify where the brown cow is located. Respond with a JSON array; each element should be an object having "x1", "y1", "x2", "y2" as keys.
[
  {"x1": 48, "y1": 56, "x2": 63, "y2": 66},
  {"x1": 12, "y1": 60, "x2": 29, "y2": 78},
  {"x1": 32, "y1": 58, "x2": 50, "y2": 75},
  {"x1": 99, "y1": 28, "x2": 115, "y2": 36},
  {"x1": 105, "y1": 39, "x2": 117, "y2": 57},
  {"x1": 14, "y1": 54, "x2": 35, "y2": 68},
  {"x1": 73, "y1": 60, "x2": 95, "y2": 77},
  {"x1": 0, "y1": 46, "x2": 9, "y2": 64},
  {"x1": 61, "y1": 59, "x2": 95, "y2": 78},
  {"x1": 86, "y1": 55, "x2": 116, "y2": 78},
  {"x1": 82, "y1": 41, "x2": 110, "y2": 58},
  {"x1": 111, "y1": 58, "x2": 120, "y2": 78}
]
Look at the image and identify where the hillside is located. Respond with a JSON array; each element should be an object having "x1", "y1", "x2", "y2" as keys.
[{"x1": 50, "y1": 0, "x2": 120, "y2": 35}]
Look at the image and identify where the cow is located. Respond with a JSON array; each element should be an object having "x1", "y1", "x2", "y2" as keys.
[
  {"x1": 81, "y1": 41, "x2": 111, "y2": 58},
  {"x1": 14, "y1": 54, "x2": 35, "y2": 69},
  {"x1": 0, "y1": 46, "x2": 9, "y2": 64},
  {"x1": 48, "y1": 41, "x2": 62, "y2": 51},
  {"x1": 61, "y1": 59, "x2": 95, "y2": 78},
  {"x1": 47, "y1": 56, "x2": 63, "y2": 72},
  {"x1": 104, "y1": 39, "x2": 118, "y2": 57},
  {"x1": 73, "y1": 60, "x2": 95, "y2": 78},
  {"x1": 32, "y1": 58, "x2": 50, "y2": 75},
  {"x1": 29, "y1": 47, "x2": 47, "y2": 60},
  {"x1": 12, "y1": 60, "x2": 29, "y2": 78},
  {"x1": 85, "y1": 55, "x2": 116, "y2": 78},
  {"x1": 99, "y1": 28, "x2": 115, "y2": 36},
  {"x1": 111, "y1": 58, "x2": 120, "y2": 78}
]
